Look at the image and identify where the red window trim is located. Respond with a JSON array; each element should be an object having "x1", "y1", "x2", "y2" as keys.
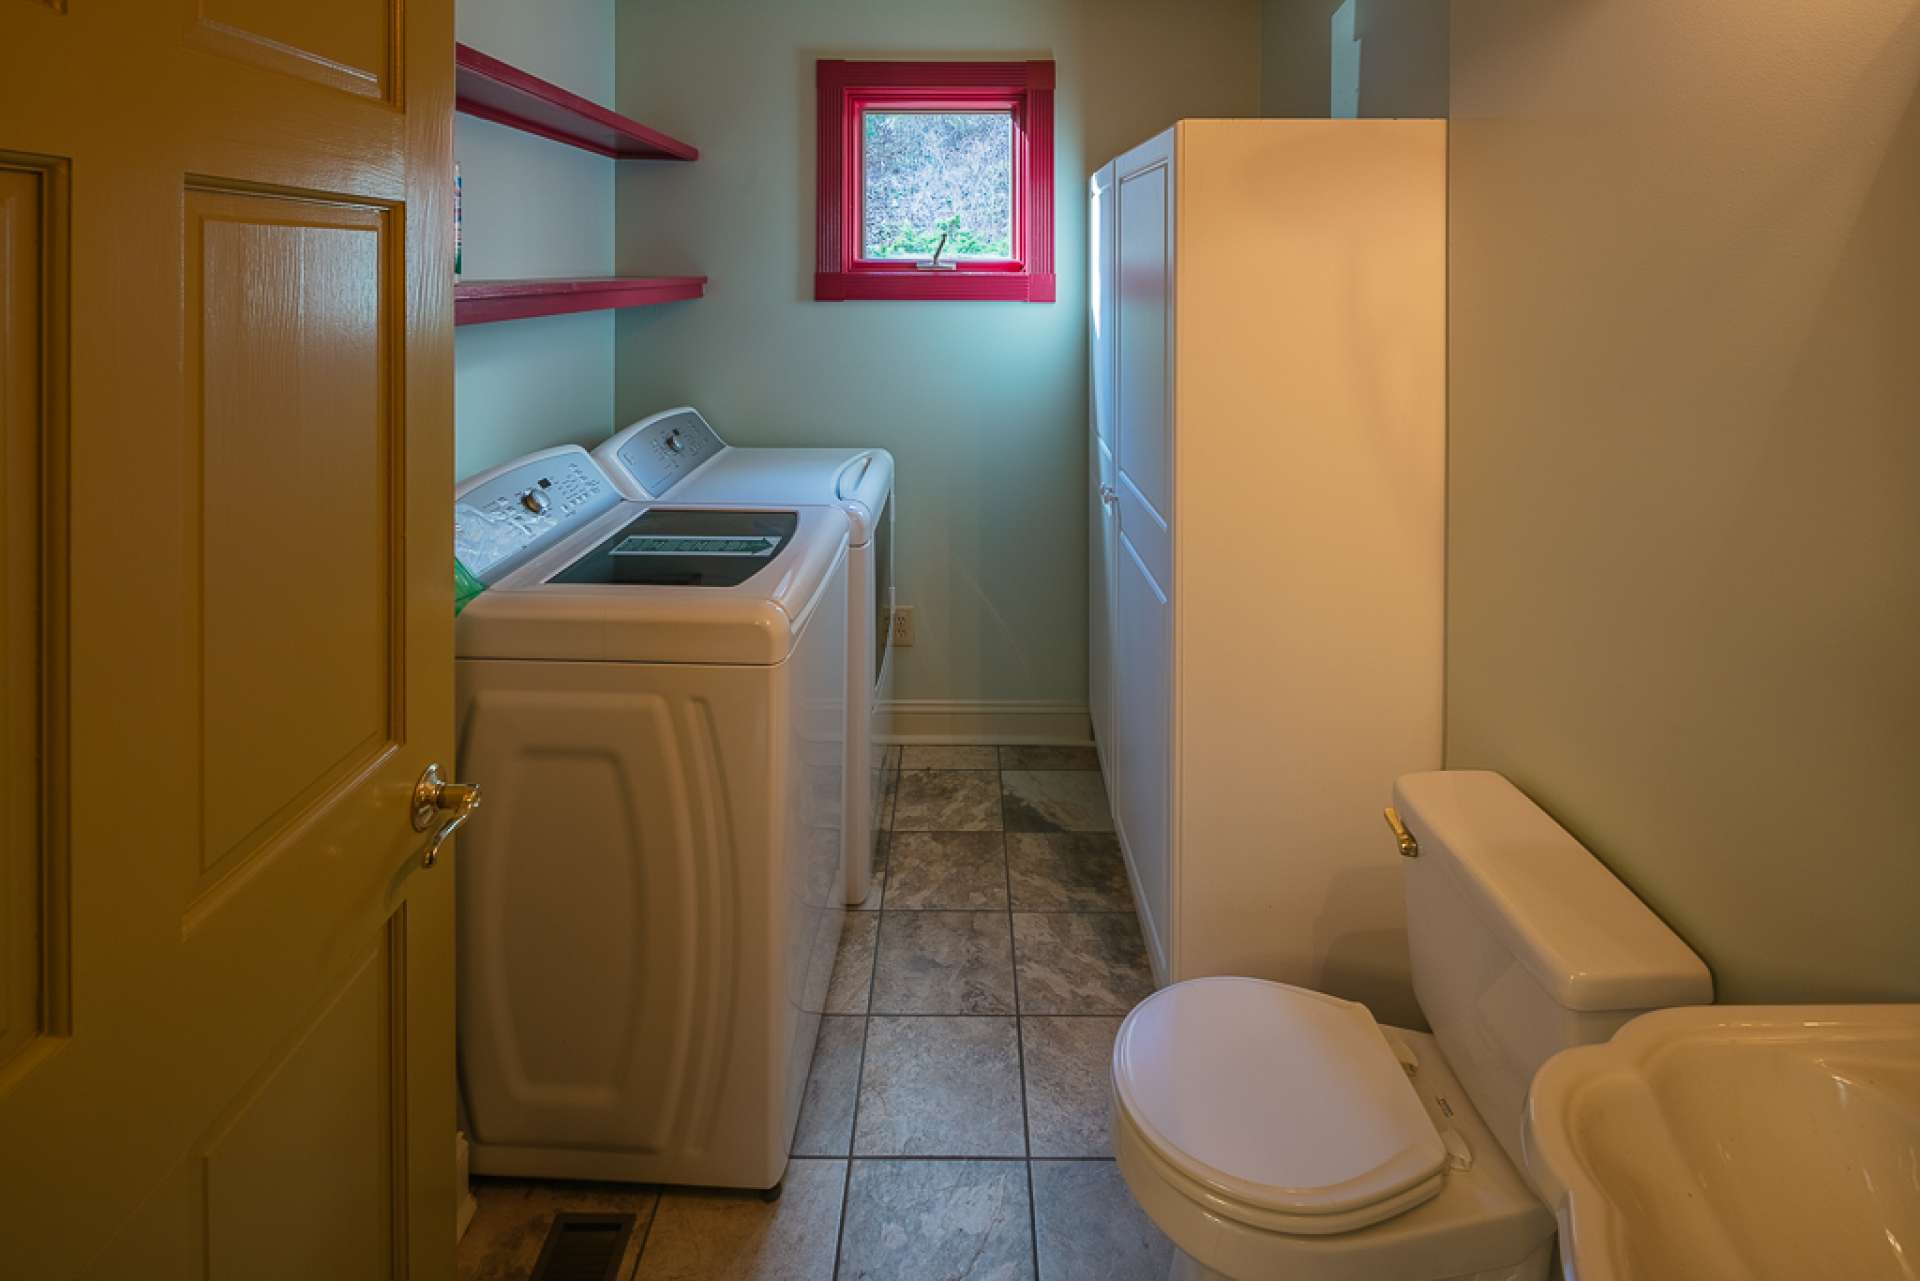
[{"x1": 816, "y1": 59, "x2": 1055, "y2": 302}]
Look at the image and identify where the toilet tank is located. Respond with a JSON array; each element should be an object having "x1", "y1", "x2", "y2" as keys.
[{"x1": 1392, "y1": 770, "x2": 1712, "y2": 1173}]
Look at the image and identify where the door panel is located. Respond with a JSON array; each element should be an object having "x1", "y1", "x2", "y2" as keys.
[
  {"x1": 0, "y1": 1, "x2": 455, "y2": 1274},
  {"x1": 190, "y1": 188, "x2": 399, "y2": 886},
  {"x1": 1090, "y1": 437, "x2": 1115, "y2": 759},
  {"x1": 0, "y1": 159, "x2": 64, "y2": 1078},
  {"x1": 1110, "y1": 130, "x2": 1175, "y2": 983},
  {"x1": 1112, "y1": 532, "x2": 1171, "y2": 981},
  {"x1": 1089, "y1": 163, "x2": 1116, "y2": 450},
  {"x1": 193, "y1": 0, "x2": 398, "y2": 101},
  {"x1": 204, "y1": 913, "x2": 404, "y2": 1281},
  {"x1": 1116, "y1": 137, "x2": 1173, "y2": 544},
  {"x1": 1089, "y1": 163, "x2": 1117, "y2": 770}
]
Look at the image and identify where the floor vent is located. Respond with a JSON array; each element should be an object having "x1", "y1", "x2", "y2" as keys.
[{"x1": 527, "y1": 1212, "x2": 637, "y2": 1281}]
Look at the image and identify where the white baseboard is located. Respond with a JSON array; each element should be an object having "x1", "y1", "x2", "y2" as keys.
[{"x1": 878, "y1": 699, "x2": 1092, "y2": 745}]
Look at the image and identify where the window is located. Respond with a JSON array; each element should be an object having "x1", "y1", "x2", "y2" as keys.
[
  {"x1": 816, "y1": 60, "x2": 1055, "y2": 302},
  {"x1": 863, "y1": 112, "x2": 1013, "y2": 261}
]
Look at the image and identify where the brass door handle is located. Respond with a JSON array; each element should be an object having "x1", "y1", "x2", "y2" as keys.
[{"x1": 412, "y1": 763, "x2": 481, "y2": 868}]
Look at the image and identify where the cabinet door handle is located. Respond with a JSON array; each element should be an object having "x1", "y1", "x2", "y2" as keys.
[{"x1": 1098, "y1": 484, "x2": 1118, "y2": 507}]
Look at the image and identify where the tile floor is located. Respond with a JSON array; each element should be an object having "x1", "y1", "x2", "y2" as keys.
[{"x1": 458, "y1": 743, "x2": 1174, "y2": 1281}]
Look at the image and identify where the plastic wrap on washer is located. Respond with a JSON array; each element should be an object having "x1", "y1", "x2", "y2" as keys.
[
  {"x1": 454, "y1": 558, "x2": 486, "y2": 616},
  {"x1": 454, "y1": 500, "x2": 556, "y2": 584}
]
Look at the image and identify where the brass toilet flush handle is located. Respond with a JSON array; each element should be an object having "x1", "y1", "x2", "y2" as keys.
[
  {"x1": 412, "y1": 763, "x2": 482, "y2": 868},
  {"x1": 1383, "y1": 806, "x2": 1419, "y2": 859}
]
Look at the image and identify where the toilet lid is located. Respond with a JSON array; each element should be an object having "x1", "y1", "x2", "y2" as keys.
[{"x1": 1113, "y1": 977, "x2": 1448, "y2": 1232}]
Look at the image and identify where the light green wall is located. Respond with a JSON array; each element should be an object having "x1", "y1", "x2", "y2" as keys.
[
  {"x1": 1262, "y1": 0, "x2": 1337, "y2": 115},
  {"x1": 1447, "y1": 0, "x2": 1920, "y2": 1002},
  {"x1": 453, "y1": 0, "x2": 618, "y2": 481},
  {"x1": 612, "y1": 0, "x2": 1262, "y2": 706},
  {"x1": 1260, "y1": 0, "x2": 1918, "y2": 1003},
  {"x1": 1260, "y1": 0, "x2": 1447, "y2": 118}
]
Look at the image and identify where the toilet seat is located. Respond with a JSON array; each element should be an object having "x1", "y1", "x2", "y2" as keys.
[{"x1": 1112, "y1": 977, "x2": 1449, "y2": 1235}]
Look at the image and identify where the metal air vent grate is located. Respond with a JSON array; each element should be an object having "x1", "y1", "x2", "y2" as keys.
[{"x1": 527, "y1": 1212, "x2": 636, "y2": 1281}]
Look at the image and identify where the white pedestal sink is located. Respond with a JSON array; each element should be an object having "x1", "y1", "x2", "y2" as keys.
[{"x1": 1523, "y1": 1004, "x2": 1920, "y2": 1281}]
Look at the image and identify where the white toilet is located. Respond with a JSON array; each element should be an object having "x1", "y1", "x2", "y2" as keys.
[{"x1": 1111, "y1": 770, "x2": 1714, "y2": 1281}]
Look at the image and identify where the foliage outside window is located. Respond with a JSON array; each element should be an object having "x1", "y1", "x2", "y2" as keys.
[{"x1": 862, "y1": 112, "x2": 1013, "y2": 261}]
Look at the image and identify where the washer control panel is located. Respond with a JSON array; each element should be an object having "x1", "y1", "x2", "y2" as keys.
[
  {"x1": 613, "y1": 407, "x2": 725, "y2": 497},
  {"x1": 455, "y1": 447, "x2": 623, "y2": 585}
]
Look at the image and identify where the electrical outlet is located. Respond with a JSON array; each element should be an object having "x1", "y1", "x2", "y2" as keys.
[{"x1": 889, "y1": 606, "x2": 915, "y2": 647}]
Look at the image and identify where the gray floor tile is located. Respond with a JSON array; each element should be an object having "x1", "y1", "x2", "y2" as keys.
[
  {"x1": 825, "y1": 912, "x2": 879, "y2": 1014},
  {"x1": 999, "y1": 745, "x2": 1100, "y2": 771},
  {"x1": 1007, "y1": 832, "x2": 1132, "y2": 911},
  {"x1": 1032, "y1": 1161, "x2": 1173, "y2": 1281},
  {"x1": 882, "y1": 743, "x2": 902, "y2": 771},
  {"x1": 631, "y1": 1160, "x2": 844, "y2": 1281},
  {"x1": 1013, "y1": 913, "x2": 1155, "y2": 1015},
  {"x1": 901, "y1": 743, "x2": 999, "y2": 770},
  {"x1": 1022, "y1": 1017, "x2": 1123, "y2": 1157},
  {"x1": 458, "y1": 1179, "x2": 655, "y2": 1281},
  {"x1": 885, "y1": 830, "x2": 1009, "y2": 909},
  {"x1": 790, "y1": 1016, "x2": 863, "y2": 1157},
  {"x1": 839, "y1": 1160, "x2": 1035, "y2": 1281},
  {"x1": 1002, "y1": 771, "x2": 1114, "y2": 833},
  {"x1": 893, "y1": 769, "x2": 1004, "y2": 831},
  {"x1": 855, "y1": 1016, "x2": 1025, "y2": 1156},
  {"x1": 872, "y1": 911, "x2": 1016, "y2": 1015}
]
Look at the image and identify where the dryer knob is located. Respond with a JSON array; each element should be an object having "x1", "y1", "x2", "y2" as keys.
[
  {"x1": 665, "y1": 431, "x2": 685, "y2": 454},
  {"x1": 520, "y1": 488, "x2": 551, "y2": 515}
]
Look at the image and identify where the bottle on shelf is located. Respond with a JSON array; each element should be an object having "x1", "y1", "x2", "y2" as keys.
[{"x1": 453, "y1": 162, "x2": 463, "y2": 282}]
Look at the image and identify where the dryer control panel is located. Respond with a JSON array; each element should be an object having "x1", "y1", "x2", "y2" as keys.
[
  {"x1": 455, "y1": 447, "x2": 623, "y2": 585},
  {"x1": 613, "y1": 406, "x2": 725, "y2": 497}
]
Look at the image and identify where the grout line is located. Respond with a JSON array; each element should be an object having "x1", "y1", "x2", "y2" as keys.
[
  {"x1": 621, "y1": 1190, "x2": 663, "y2": 1281},
  {"x1": 1011, "y1": 908, "x2": 1137, "y2": 916},
  {"x1": 874, "y1": 906, "x2": 1135, "y2": 914},
  {"x1": 827, "y1": 1015, "x2": 867, "y2": 1281},
  {"x1": 1000, "y1": 761, "x2": 1045, "y2": 1281},
  {"x1": 823, "y1": 1010, "x2": 1120, "y2": 1019},
  {"x1": 813, "y1": 1153, "x2": 1094, "y2": 1164},
  {"x1": 830, "y1": 751, "x2": 901, "y2": 1281}
]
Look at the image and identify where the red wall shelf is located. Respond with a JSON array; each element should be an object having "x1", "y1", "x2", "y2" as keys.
[
  {"x1": 455, "y1": 44, "x2": 698, "y2": 161},
  {"x1": 454, "y1": 277, "x2": 707, "y2": 326}
]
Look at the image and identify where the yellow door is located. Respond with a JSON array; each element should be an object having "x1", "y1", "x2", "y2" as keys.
[{"x1": 0, "y1": 0, "x2": 457, "y2": 1276}]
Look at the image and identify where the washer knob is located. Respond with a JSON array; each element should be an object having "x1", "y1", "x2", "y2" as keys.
[
  {"x1": 520, "y1": 488, "x2": 551, "y2": 515},
  {"x1": 665, "y1": 431, "x2": 685, "y2": 454}
]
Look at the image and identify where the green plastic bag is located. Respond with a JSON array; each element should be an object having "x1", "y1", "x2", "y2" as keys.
[{"x1": 454, "y1": 558, "x2": 486, "y2": 616}]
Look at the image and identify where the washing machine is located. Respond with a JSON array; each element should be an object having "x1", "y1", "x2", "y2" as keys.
[
  {"x1": 452, "y1": 445, "x2": 849, "y2": 1191},
  {"x1": 593, "y1": 407, "x2": 893, "y2": 906}
]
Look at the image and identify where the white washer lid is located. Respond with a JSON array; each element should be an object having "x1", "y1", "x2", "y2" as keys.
[
  {"x1": 1113, "y1": 978, "x2": 1448, "y2": 1231},
  {"x1": 661, "y1": 448, "x2": 890, "y2": 544}
]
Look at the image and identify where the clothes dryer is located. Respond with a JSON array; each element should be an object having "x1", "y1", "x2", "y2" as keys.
[{"x1": 594, "y1": 407, "x2": 893, "y2": 905}]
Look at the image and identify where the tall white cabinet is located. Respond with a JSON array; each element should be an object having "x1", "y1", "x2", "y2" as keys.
[{"x1": 1088, "y1": 120, "x2": 1445, "y2": 1026}]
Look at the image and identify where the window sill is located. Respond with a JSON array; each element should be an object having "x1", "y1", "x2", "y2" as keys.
[{"x1": 814, "y1": 271, "x2": 1055, "y2": 302}]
